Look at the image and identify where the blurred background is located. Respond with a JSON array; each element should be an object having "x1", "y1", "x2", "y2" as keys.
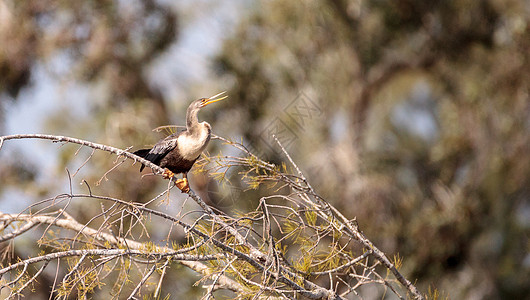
[{"x1": 1, "y1": 0, "x2": 529, "y2": 299}]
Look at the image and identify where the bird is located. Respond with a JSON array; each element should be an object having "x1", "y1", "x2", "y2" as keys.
[{"x1": 134, "y1": 92, "x2": 227, "y2": 193}]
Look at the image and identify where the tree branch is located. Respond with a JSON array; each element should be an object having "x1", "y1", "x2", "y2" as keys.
[{"x1": 0, "y1": 133, "x2": 425, "y2": 299}]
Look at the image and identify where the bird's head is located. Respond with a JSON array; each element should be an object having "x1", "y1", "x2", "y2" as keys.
[{"x1": 186, "y1": 92, "x2": 228, "y2": 130}]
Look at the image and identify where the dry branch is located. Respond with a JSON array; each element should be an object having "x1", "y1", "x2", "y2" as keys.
[{"x1": 0, "y1": 133, "x2": 425, "y2": 299}]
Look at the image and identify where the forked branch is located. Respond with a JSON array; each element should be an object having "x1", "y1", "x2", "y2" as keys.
[{"x1": 0, "y1": 133, "x2": 425, "y2": 299}]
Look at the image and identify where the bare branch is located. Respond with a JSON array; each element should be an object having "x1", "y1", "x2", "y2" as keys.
[{"x1": 0, "y1": 133, "x2": 425, "y2": 299}]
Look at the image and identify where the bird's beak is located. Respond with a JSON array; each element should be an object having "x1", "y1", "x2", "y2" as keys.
[{"x1": 202, "y1": 91, "x2": 228, "y2": 107}]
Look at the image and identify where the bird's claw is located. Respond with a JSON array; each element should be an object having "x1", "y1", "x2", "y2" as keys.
[
  {"x1": 162, "y1": 169, "x2": 175, "y2": 179},
  {"x1": 175, "y1": 178, "x2": 190, "y2": 193},
  {"x1": 162, "y1": 169, "x2": 189, "y2": 193}
]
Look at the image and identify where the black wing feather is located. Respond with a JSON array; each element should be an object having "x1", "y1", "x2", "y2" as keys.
[{"x1": 134, "y1": 132, "x2": 180, "y2": 172}]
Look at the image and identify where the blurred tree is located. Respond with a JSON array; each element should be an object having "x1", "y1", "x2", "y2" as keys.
[{"x1": 213, "y1": 0, "x2": 530, "y2": 299}]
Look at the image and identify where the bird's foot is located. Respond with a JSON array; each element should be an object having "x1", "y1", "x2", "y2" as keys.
[
  {"x1": 162, "y1": 169, "x2": 175, "y2": 179},
  {"x1": 175, "y1": 178, "x2": 190, "y2": 193}
]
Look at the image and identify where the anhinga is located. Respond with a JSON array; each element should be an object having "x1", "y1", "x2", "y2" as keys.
[{"x1": 134, "y1": 92, "x2": 227, "y2": 192}]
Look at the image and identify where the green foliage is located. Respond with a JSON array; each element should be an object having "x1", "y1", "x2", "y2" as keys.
[
  {"x1": 393, "y1": 253, "x2": 403, "y2": 271},
  {"x1": 426, "y1": 285, "x2": 449, "y2": 300},
  {"x1": 304, "y1": 209, "x2": 317, "y2": 227}
]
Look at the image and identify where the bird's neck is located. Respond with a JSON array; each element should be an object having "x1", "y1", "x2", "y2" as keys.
[
  {"x1": 187, "y1": 122, "x2": 210, "y2": 140},
  {"x1": 186, "y1": 106, "x2": 200, "y2": 132},
  {"x1": 185, "y1": 105, "x2": 211, "y2": 144}
]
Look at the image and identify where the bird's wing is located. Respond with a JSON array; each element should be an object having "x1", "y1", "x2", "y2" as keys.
[
  {"x1": 139, "y1": 132, "x2": 180, "y2": 166},
  {"x1": 148, "y1": 132, "x2": 180, "y2": 156}
]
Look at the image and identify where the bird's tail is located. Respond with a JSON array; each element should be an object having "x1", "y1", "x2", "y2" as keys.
[{"x1": 133, "y1": 149, "x2": 151, "y2": 172}]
